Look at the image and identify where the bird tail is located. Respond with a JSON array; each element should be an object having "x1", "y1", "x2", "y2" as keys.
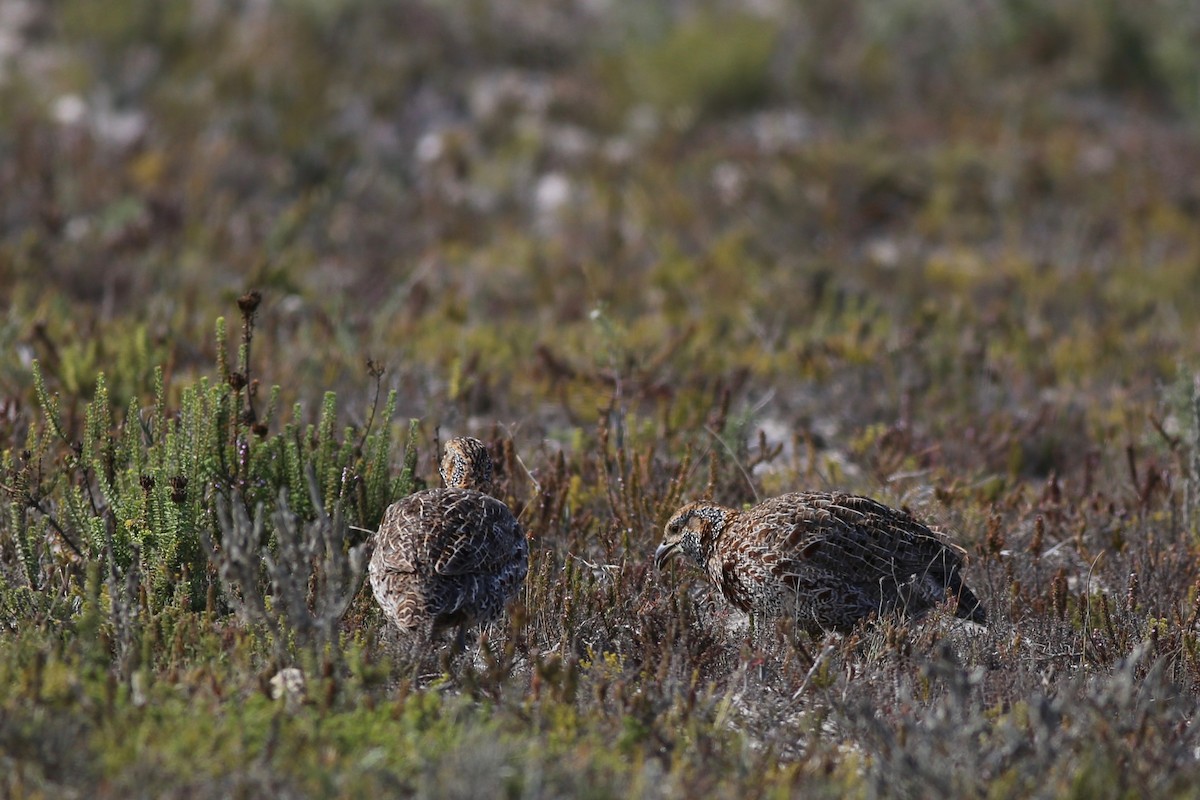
[{"x1": 950, "y1": 580, "x2": 987, "y2": 625}]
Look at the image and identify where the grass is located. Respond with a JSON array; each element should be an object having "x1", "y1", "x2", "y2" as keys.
[{"x1": 4, "y1": 0, "x2": 1200, "y2": 797}]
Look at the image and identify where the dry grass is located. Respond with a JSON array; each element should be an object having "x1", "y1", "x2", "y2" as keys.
[{"x1": 4, "y1": 1, "x2": 1200, "y2": 797}]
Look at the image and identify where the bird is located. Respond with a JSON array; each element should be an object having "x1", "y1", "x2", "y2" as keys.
[
  {"x1": 654, "y1": 492, "x2": 985, "y2": 635},
  {"x1": 369, "y1": 436, "x2": 528, "y2": 645}
]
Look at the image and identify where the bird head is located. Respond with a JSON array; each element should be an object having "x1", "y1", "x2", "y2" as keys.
[
  {"x1": 654, "y1": 502, "x2": 733, "y2": 570},
  {"x1": 439, "y1": 436, "x2": 494, "y2": 492}
]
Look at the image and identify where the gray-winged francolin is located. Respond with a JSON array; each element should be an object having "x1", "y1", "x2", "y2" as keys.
[
  {"x1": 655, "y1": 492, "x2": 985, "y2": 635},
  {"x1": 370, "y1": 437, "x2": 528, "y2": 641}
]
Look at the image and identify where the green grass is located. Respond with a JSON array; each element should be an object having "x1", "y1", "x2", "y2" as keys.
[{"x1": 4, "y1": 0, "x2": 1200, "y2": 797}]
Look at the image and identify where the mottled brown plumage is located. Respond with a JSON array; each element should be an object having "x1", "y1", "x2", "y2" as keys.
[
  {"x1": 655, "y1": 492, "x2": 985, "y2": 635},
  {"x1": 369, "y1": 437, "x2": 528, "y2": 638}
]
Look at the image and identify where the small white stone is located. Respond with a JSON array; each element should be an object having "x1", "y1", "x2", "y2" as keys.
[
  {"x1": 534, "y1": 172, "x2": 571, "y2": 215},
  {"x1": 269, "y1": 667, "x2": 306, "y2": 702},
  {"x1": 712, "y1": 162, "x2": 745, "y2": 205},
  {"x1": 866, "y1": 237, "x2": 901, "y2": 269},
  {"x1": 93, "y1": 107, "x2": 146, "y2": 148},
  {"x1": 53, "y1": 94, "x2": 87, "y2": 126},
  {"x1": 415, "y1": 131, "x2": 444, "y2": 164},
  {"x1": 65, "y1": 216, "x2": 91, "y2": 241}
]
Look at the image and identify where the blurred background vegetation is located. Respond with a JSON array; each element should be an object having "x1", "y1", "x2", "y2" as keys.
[{"x1": 3, "y1": 0, "x2": 1200, "y2": 796}]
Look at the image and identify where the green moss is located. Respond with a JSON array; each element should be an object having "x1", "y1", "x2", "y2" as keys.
[
  {"x1": 612, "y1": 12, "x2": 778, "y2": 120},
  {"x1": 6, "y1": 0, "x2": 1200, "y2": 796}
]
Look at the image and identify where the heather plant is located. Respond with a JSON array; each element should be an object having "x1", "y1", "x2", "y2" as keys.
[
  {"x1": 5, "y1": 0, "x2": 1200, "y2": 797},
  {"x1": 2, "y1": 298, "x2": 412, "y2": 669}
]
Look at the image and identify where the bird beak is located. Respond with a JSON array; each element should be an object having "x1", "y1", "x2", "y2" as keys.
[{"x1": 654, "y1": 541, "x2": 677, "y2": 571}]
